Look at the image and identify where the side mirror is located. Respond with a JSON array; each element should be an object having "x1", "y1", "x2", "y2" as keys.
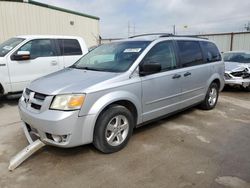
[
  {"x1": 11, "y1": 51, "x2": 30, "y2": 61},
  {"x1": 139, "y1": 62, "x2": 161, "y2": 76}
]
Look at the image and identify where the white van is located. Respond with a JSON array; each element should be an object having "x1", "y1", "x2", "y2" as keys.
[{"x1": 0, "y1": 35, "x2": 88, "y2": 97}]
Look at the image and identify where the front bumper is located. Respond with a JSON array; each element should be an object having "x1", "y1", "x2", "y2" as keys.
[
  {"x1": 19, "y1": 100, "x2": 96, "y2": 148},
  {"x1": 225, "y1": 78, "x2": 250, "y2": 88}
]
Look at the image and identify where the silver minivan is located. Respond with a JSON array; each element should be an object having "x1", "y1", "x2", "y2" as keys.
[{"x1": 19, "y1": 34, "x2": 225, "y2": 153}]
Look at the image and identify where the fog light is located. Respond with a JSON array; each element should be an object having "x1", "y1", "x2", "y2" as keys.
[{"x1": 52, "y1": 135, "x2": 63, "y2": 143}]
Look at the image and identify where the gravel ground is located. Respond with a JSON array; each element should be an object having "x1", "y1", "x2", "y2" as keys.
[{"x1": 0, "y1": 88, "x2": 250, "y2": 188}]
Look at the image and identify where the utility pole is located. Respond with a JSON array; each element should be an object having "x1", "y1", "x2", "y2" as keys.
[
  {"x1": 128, "y1": 22, "x2": 130, "y2": 37},
  {"x1": 244, "y1": 21, "x2": 250, "y2": 31},
  {"x1": 133, "y1": 23, "x2": 135, "y2": 35},
  {"x1": 173, "y1": 25, "x2": 176, "y2": 35}
]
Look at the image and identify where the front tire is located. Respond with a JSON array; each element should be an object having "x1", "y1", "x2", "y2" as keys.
[
  {"x1": 93, "y1": 105, "x2": 134, "y2": 153},
  {"x1": 199, "y1": 82, "x2": 219, "y2": 110}
]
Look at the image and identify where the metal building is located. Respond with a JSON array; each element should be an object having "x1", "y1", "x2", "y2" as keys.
[
  {"x1": 198, "y1": 32, "x2": 250, "y2": 52},
  {"x1": 0, "y1": 0, "x2": 100, "y2": 47},
  {"x1": 101, "y1": 32, "x2": 250, "y2": 53}
]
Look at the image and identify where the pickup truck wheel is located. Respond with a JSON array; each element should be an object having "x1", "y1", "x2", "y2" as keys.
[
  {"x1": 93, "y1": 105, "x2": 134, "y2": 153},
  {"x1": 199, "y1": 82, "x2": 219, "y2": 110}
]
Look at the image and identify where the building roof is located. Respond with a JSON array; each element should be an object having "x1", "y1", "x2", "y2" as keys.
[{"x1": 2, "y1": 0, "x2": 100, "y2": 20}]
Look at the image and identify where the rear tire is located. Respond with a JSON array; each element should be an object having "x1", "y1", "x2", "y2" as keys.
[
  {"x1": 93, "y1": 105, "x2": 134, "y2": 153},
  {"x1": 199, "y1": 82, "x2": 219, "y2": 110}
]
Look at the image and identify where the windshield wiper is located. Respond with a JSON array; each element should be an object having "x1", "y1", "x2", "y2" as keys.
[{"x1": 73, "y1": 66, "x2": 103, "y2": 71}]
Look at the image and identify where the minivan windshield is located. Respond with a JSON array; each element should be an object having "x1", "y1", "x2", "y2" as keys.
[
  {"x1": 0, "y1": 38, "x2": 25, "y2": 57},
  {"x1": 223, "y1": 52, "x2": 250, "y2": 63},
  {"x1": 72, "y1": 41, "x2": 150, "y2": 72}
]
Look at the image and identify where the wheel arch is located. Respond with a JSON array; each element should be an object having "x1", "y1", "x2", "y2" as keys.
[
  {"x1": 99, "y1": 100, "x2": 138, "y2": 126},
  {"x1": 0, "y1": 83, "x2": 4, "y2": 96},
  {"x1": 212, "y1": 78, "x2": 221, "y2": 89},
  {"x1": 206, "y1": 73, "x2": 224, "y2": 92}
]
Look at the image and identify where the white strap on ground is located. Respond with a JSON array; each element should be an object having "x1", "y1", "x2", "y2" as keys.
[{"x1": 8, "y1": 139, "x2": 45, "y2": 171}]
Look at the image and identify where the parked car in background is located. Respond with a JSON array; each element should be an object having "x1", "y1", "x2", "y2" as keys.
[
  {"x1": 19, "y1": 34, "x2": 224, "y2": 153},
  {"x1": 0, "y1": 35, "x2": 88, "y2": 97},
  {"x1": 223, "y1": 51, "x2": 250, "y2": 91}
]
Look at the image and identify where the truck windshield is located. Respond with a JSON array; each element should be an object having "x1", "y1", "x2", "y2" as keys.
[
  {"x1": 72, "y1": 41, "x2": 150, "y2": 72},
  {"x1": 0, "y1": 38, "x2": 25, "y2": 57},
  {"x1": 223, "y1": 52, "x2": 250, "y2": 63}
]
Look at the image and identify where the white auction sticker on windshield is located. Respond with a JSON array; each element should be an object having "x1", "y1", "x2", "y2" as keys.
[
  {"x1": 124, "y1": 48, "x2": 141, "y2": 53},
  {"x1": 3, "y1": 46, "x2": 13, "y2": 51}
]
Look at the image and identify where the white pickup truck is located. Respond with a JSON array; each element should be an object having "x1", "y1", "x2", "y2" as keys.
[{"x1": 0, "y1": 35, "x2": 88, "y2": 97}]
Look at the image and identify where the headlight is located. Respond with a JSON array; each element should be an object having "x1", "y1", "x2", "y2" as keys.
[{"x1": 50, "y1": 94, "x2": 85, "y2": 111}]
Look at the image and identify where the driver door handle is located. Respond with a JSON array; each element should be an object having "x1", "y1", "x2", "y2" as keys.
[
  {"x1": 172, "y1": 74, "x2": 181, "y2": 79},
  {"x1": 184, "y1": 72, "x2": 191, "y2": 77}
]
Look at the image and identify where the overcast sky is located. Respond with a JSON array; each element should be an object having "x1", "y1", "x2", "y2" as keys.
[{"x1": 37, "y1": 0, "x2": 250, "y2": 38}]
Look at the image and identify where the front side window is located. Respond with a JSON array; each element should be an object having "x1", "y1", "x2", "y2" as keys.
[
  {"x1": 142, "y1": 41, "x2": 177, "y2": 71},
  {"x1": 201, "y1": 41, "x2": 221, "y2": 63},
  {"x1": 223, "y1": 52, "x2": 250, "y2": 63},
  {"x1": 72, "y1": 41, "x2": 150, "y2": 72},
  {"x1": 177, "y1": 41, "x2": 203, "y2": 67},
  {"x1": 58, "y1": 39, "x2": 82, "y2": 56},
  {"x1": 18, "y1": 39, "x2": 56, "y2": 58},
  {"x1": 0, "y1": 38, "x2": 24, "y2": 57}
]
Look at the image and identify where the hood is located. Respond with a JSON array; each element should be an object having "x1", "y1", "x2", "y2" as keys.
[
  {"x1": 28, "y1": 68, "x2": 120, "y2": 95},
  {"x1": 224, "y1": 61, "x2": 250, "y2": 72}
]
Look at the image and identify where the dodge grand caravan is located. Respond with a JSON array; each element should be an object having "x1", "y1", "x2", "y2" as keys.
[
  {"x1": 0, "y1": 35, "x2": 87, "y2": 97},
  {"x1": 19, "y1": 34, "x2": 225, "y2": 153}
]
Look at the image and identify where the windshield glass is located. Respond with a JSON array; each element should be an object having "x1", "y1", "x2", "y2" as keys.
[
  {"x1": 223, "y1": 52, "x2": 250, "y2": 63},
  {"x1": 72, "y1": 41, "x2": 151, "y2": 72},
  {"x1": 0, "y1": 38, "x2": 25, "y2": 57}
]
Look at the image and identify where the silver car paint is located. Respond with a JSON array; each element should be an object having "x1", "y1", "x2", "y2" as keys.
[
  {"x1": 28, "y1": 68, "x2": 120, "y2": 95},
  {"x1": 19, "y1": 37, "x2": 225, "y2": 147}
]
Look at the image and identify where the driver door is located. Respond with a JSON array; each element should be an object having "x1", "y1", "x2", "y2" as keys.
[
  {"x1": 140, "y1": 41, "x2": 183, "y2": 122},
  {"x1": 8, "y1": 39, "x2": 60, "y2": 92}
]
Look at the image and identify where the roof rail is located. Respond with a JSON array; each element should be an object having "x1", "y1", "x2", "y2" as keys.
[
  {"x1": 160, "y1": 34, "x2": 208, "y2": 39},
  {"x1": 129, "y1": 33, "x2": 173, "y2": 38},
  {"x1": 129, "y1": 33, "x2": 208, "y2": 40}
]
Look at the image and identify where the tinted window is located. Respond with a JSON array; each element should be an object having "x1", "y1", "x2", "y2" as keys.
[
  {"x1": 177, "y1": 41, "x2": 203, "y2": 67},
  {"x1": 58, "y1": 39, "x2": 82, "y2": 56},
  {"x1": 201, "y1": 41, "x2": 221, "y2": 62},
  {"x1": 142, "y1": 41, "x2": 177, "y2": 71},
  {"x1": 18, "y1": 39, "x2": 56, "y2": 58}
]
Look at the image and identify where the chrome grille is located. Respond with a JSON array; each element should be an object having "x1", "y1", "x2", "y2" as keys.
[
  {"x1": 23, "y1": 89, "x2": 48, "y2": 111},
  {"x1": 34, "y1": 92, "x2": 47, "y2": 100}
]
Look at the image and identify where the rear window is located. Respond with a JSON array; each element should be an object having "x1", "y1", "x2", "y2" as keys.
[
  {"x1": 58, "y1": 39, "x2": 82, "y2": 56},
  {"x1": 200, "y1": 41, "x2": 221, "y2": 63},
  {"x1": 177, "y1": 41, "x2": 203, "y2": 67}
]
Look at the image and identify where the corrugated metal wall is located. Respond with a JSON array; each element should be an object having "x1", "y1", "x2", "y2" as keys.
[
  {"x1": 232, "y1": 33, "x2": 250, "y2": 51},
  {"x1": 0, "y1": 1, "x2": 100, "y2": 47},
  {"x1": 199, "y1": 32, "x2": 250, "y2": 52}
]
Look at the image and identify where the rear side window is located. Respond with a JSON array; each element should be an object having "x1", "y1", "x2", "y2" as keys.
[
  {"x1": 58, "y1": 39, "x2": 82, "y2": 56},
  {"x1": 200, "y1": 41, "x2": 221, "y2": 63},
  {"x1": 177, "y1": 41, "x2": 203, "y2": 67}
]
